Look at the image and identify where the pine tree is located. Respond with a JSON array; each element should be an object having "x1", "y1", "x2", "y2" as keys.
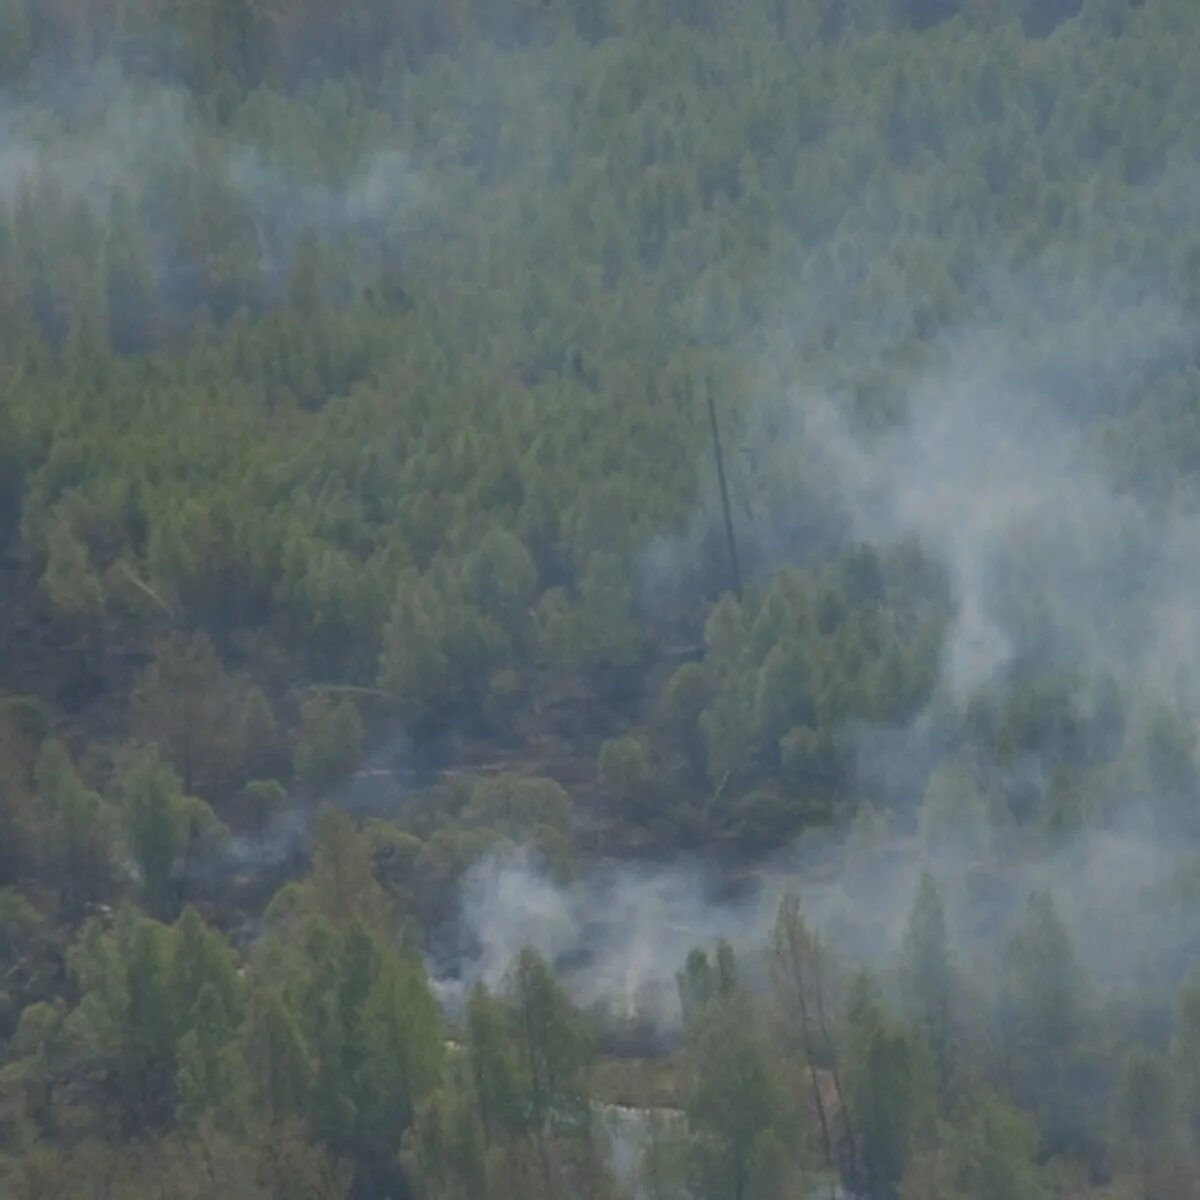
[
  {"x1": 353, "y1": 947, "x2": 444, "y2": 1188},
  {"x1": 506, "y1": 946, "x2": 594, "y2": 1188},
  {"x1": 35, "y1": 739, "x2": 114, "y2": 916},
  {"x1": 467, "y1": 982, "x2": 522, "y2": 1145},
  {"x1": 1173, "y1": 975, "x2": 1200, "y2": 1155},
  {"x1": 242, "y1": 988, "x2": 315, "y2": 1125},
  {"x1": 1001, "y1": 890, "x2": 1090, "y2": 1157},
  {"x1": 1115, "y1": 1047, "x2": 1178, "y2": 1178},
  {"x1": 129, "y1": 633, "x2": 228, "y2": 800},
  {"x1": 770, "y1": 893, "x2": 852, "y2": 1173},
  {"x1": 175, "y1": 982, "x2": 246, "y2": 1127},
  {"x1": 307, "y1": 806, "x2": 391, "y2": 931},
  {"x1": 0, "y1": 0, "x2": 31, "y2": 81},
  {"x1": 844, "y1": 971, "x2": 931, "y2": 1199},
  {"x1": 900, "y1": 872, "x2": 954, "y2": 1093},
  {"x1": 688, "y1": 994, "x2": 782, "y2": 1200},
  {"x1": 115, "y1": 748, "x2": 191, "y2": 920},
  {"x1": 293, "y1": 693, "x2": 364, "y2": 792},
  {"x1": 379, "y1": 574, "x2": 452, "y2": 727}
]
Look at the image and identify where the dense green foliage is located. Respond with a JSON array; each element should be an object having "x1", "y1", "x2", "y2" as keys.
[{"x1": 2, "y1": 0, "x2": 1200, "y2": 1195}]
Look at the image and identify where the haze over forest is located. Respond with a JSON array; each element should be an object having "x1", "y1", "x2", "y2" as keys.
[{"x1": 1, "y1": 0, "x2": 1200, "y2": 1197}]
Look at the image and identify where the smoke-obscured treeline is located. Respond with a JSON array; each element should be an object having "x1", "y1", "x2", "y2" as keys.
[{"x1": 2, "y1": 0, "x2": 1200, "y2": 1195}]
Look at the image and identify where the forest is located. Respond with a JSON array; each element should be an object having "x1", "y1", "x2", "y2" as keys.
[{"x1": 1, "y1": 0, "x2": 1200, "y2": 1195}]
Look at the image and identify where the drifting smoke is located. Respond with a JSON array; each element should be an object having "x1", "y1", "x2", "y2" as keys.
[
  {"x1": 445, "y1": 277, "x2": 1200, "y2": 1031},
  {"x1": 433, "y1": 846, "x2": 781, "y2": 1035},
  {"x1": 0, "y1": 65, "x2": 428, "y2": 299},
  {"x1": 228, "y1": 147, "x2": 427, "y2": 239},
  {"x1": 795, "y1": 306, "x2": 1200, "y2": 710},
  {"x1": 10, "y1": 39, "x2": 1194, "y2": 1061},
  {"x1": 437, "y1": 822, "x2": 1200, "y2": 1045},
  {"x1": 432, "y1": 831, "x2": 952, "y2": 1037}
]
